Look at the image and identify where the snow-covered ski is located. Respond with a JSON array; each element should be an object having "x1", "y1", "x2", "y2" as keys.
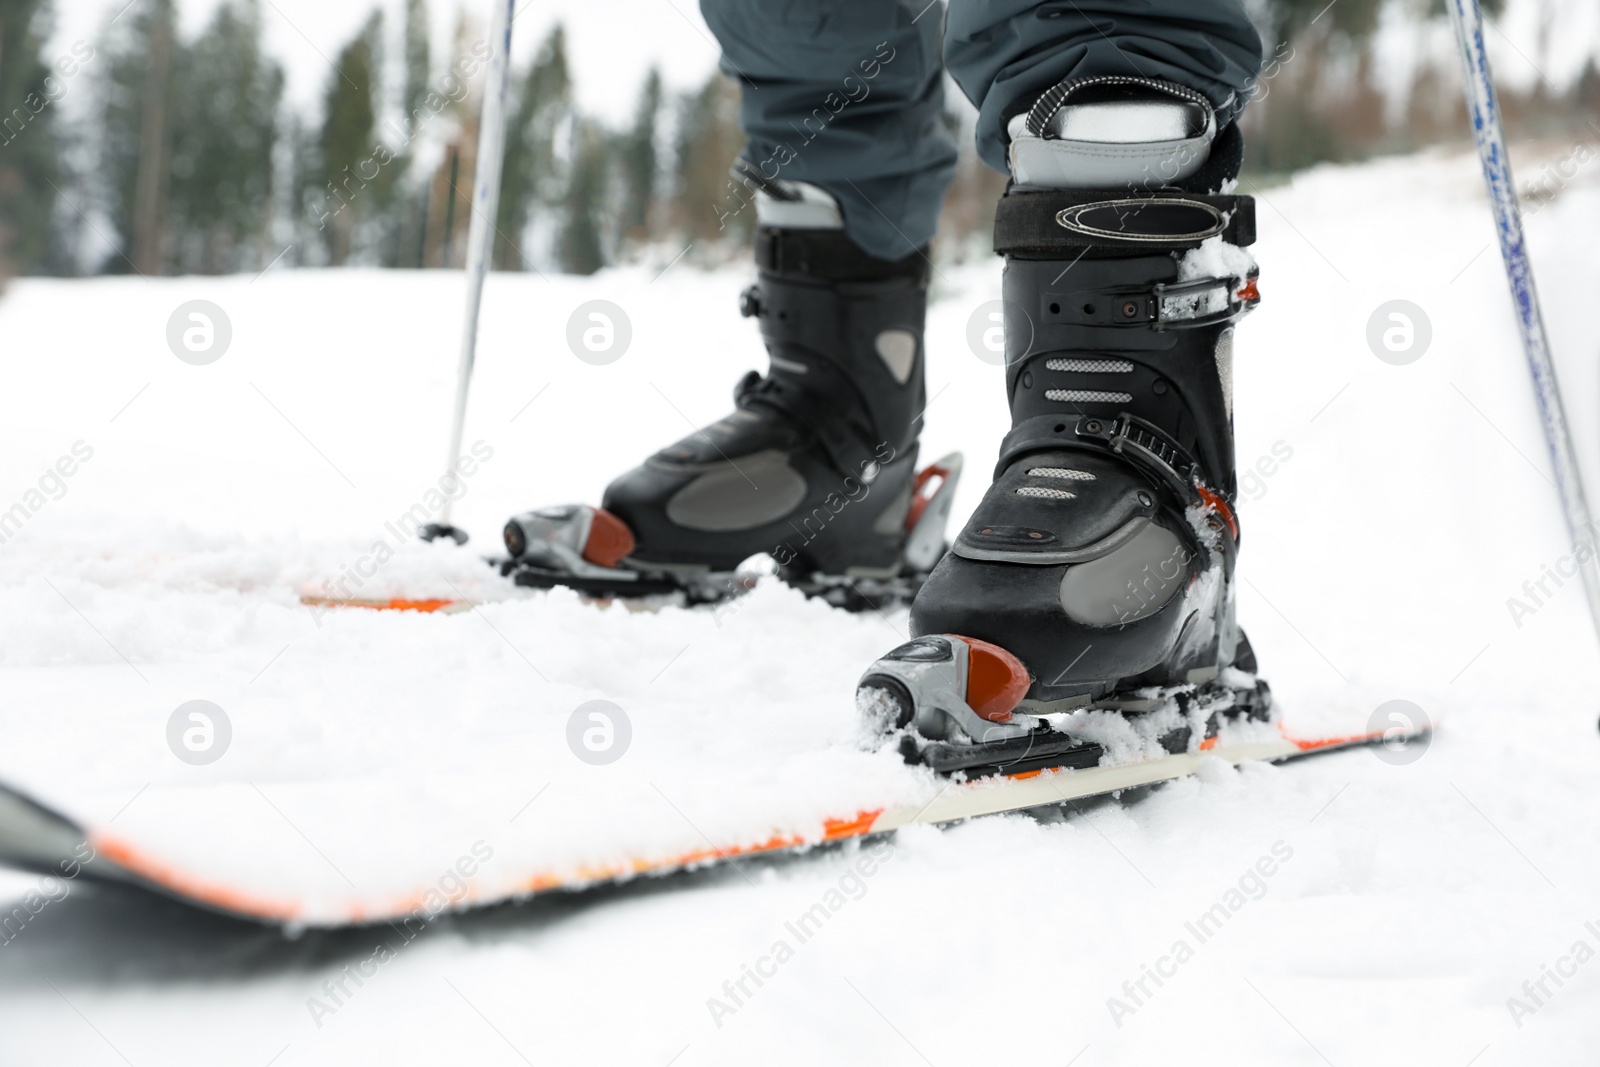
[{"x1": 0, "y1": 716, "x2": 1423, "y2": 929}]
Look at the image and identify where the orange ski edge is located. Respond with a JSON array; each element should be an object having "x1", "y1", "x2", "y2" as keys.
[
  {"x1": 1275, "y1": 718, "x2": 1432, "y2": 752},
  {"x1": 69, "y1": 725, "x2": 1416, "y2": 926},
  {"x1": 84, "y1": 809, "x2": 890, "y2": 926},
  {"x1": 299, "y1": 595, "x2": 463, "y2": 613}
]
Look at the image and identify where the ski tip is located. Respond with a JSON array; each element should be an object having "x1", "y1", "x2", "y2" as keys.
[{"x1": 1278, "y1": 721, "x2": 1435, "y2": 752}]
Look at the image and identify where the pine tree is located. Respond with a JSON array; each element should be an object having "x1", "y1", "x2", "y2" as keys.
[
  {"x1": 558, "y1": 119, "x2": 606, "y2": 275},
  {"x1": 616, "y1": 68, "x2": 661, "y2": 245},
  {"x1": 672, "y1": 70, "x2": 747, "y2": 245},
  {"x1": 403, "y1": 0, "x2": 432, "y2": 123},
  {"x1": 167, "y1": 0, "x2": 283, "y2": 274},
  {"x1": 309, "y1": 11, "x2": 386, "y2": 265},
  {"x1": 394, "y1": 0, "x2": 432, "y2": 265},
  {"x1": 0, "y1": 0, "x2": 65, "y2": 284},
  {"x1": 417, "y1": 13, "x2": 479, "y2": 270},
  {"x1": 1574, "y1": 59, "x2": 1600, "y2": 116},
  {"x1": 495, "y1": 25, "x2": 571, "y2": 269},
  {"x1": 98, "y1": 0, "x2": 179, "y2": 273}
]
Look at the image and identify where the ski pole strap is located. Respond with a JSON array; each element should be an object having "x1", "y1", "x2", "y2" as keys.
[{"x1": 994, "y1": 191, "x2": 1255, "y2": 259}]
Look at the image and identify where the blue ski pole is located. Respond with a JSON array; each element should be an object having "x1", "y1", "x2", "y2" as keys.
[{"x1": 1446, "y1": 0, "x2": 1600, "y2": 644}]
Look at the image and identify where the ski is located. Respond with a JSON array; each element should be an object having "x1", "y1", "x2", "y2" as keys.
[{"x1": 0, "y1": 716, "x2": 1423, "y2": 929}]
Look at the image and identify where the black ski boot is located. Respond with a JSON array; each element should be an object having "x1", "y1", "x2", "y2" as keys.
[
  {"x1": 857, "y1": 77, "x2": 1271, "y2": 776},
  {"x1": 503, "y1": 177, "x2": 962, "y2": 608}
]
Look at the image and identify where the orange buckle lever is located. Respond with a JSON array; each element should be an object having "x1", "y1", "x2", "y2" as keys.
[{"x1": 1196, "y1": 485, "x2": 1239, "y2": 541}]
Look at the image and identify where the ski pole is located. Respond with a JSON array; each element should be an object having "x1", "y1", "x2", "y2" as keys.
[
  {"x1": 1446, "y1": 0, "x2": 1600, "y2": 646},
  {"x1": 422, "y1": 0, "x2": 517, "y2": 545}
]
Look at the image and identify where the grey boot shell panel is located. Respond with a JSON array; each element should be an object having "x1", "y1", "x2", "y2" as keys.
[
  {"x1": 663, "y1": 449, "x2": 811, "y2": 532},
  {"x1": 1057, "y1": 519, "x2": 1187, "y2": 626}
]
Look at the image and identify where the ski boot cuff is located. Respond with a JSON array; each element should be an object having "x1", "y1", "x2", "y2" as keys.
[
  {"x1": 1005, "y1": 75, "x2": 1245, "y2": 195},
  {"x1": 737, "y1": 226, "x2": 931, "y2": 479},
  {"x1": 752, "y1": 227, "x2": 929, "y2": 284}
]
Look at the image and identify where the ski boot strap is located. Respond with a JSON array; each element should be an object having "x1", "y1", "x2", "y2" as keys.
[
  {"x1": 992, "y1": 409, "x2": 1241, "y2": 563},
  {"x1": 1024, "y1": 262, "x2": 1261, "y2": 334},
  {"x1": 994, "y1": 189, "x2": 1255, "y2": 260},
  {"x1": 751, "y1": 227, "x2": 928, "y2": 284},
  {"x1": 999, "y1": 410, "x2": 1193, "y2": 493}
]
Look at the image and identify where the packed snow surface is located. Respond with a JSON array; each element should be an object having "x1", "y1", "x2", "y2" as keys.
[{"x1": 4, "y1": 148, "x2": 1600, "y2": 1063}]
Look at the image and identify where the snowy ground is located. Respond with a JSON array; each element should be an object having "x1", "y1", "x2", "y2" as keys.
[{"x1": 4, "y1": 146, "x2": 1600, "y2": 1063}]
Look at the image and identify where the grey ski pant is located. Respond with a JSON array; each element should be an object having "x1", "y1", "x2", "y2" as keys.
[{"x1": 700, "y1": 0, "x2": 1264, "y2": 260}]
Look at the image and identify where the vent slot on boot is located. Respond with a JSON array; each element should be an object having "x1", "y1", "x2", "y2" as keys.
[
  {"x1": 1045, "y1": 389, "x2": 1133, "y2": 404},
  {"x1": 1046, "y1": 358, "x2": 1133, "y2": 373}
]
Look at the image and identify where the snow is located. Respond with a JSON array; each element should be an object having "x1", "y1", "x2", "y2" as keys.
[
  {"x1": 4, "y1": 145, "x2": 1600, "y2": 1061},
  {"x1": 1178, "y1": 233, "x2": 1257, "y2": 287}
]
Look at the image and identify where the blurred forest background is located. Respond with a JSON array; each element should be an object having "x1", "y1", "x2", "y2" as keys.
[{"x1": 0, "y1": 0, "x2": 1597, "y2": 286}]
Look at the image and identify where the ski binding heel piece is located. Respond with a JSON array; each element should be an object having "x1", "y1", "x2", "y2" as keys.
[{"x1": 902, "y1": 452, "x2": 963, "y2": 573}]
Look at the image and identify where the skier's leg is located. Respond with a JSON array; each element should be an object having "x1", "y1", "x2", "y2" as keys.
[
  {"x1": 858, "y1": 0, "x2": 1272, "y2": 771},
  {"x1": 505, "y1": 0, "x2": 964, "y2": 603},
  {"x1": 701, "y1": 0, "x2": 957, "y2": 260},
  {"x1": 944, "y1": 0, "x2": 1264, "y2": 175}
]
